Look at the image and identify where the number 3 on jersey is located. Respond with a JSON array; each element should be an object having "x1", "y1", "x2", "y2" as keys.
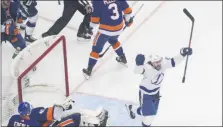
[{"x1": 108, "y1": 3, "x2": 119, "y2": 20}]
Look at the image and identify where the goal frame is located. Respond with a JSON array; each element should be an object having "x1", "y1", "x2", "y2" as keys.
[{"x1": 17, "y1": 35, "x2": 70, "y2": 103}]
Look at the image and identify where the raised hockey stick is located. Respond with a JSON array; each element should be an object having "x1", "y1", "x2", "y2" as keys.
[
  {"x1": 99, "y1": 4, "x2": 144, "y2": 58},
  {"x1": 182, "y1": 8, "x2": 195, "y2": 83}
]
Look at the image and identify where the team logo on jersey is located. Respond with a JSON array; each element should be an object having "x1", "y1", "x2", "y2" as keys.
[{"x1": 151, "y1": 73, "x2": 164, "y2": 85}]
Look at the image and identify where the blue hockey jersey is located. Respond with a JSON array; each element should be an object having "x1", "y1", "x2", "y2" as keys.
[
  {"x1": 7, "y1": 107, "x2": 54, "y2": 127},
  {"x1": 91, "y1": 0, "x2": 132, "y2": 36},
  {"x1": 1, "y1": 0, "x2": 21, "y2": 25},
  {"x1": 7, "y1": 115, "x2": 40, "y2": 127}
]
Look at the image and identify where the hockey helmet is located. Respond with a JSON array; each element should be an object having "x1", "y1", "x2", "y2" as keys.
[
  {"x1": 148, "y1": 54, "x2": 163, "y2": 70},
  {"x1": 18, "y1": 102, "x2": 32, "y2": 116}
]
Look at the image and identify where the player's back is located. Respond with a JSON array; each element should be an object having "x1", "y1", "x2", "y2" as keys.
[
  {"x1": 7, "y1": 115, "x2": 40, "y2": 127},
  {"x1": 91, "y1": 0, "x2": 132, "y2": 36}
]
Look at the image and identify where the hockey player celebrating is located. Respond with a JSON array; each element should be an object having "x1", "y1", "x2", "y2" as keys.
[
  {"x1": 1, "y1": 0, "x2": 27, "y2": 59},
  {"x1": 126, "y1": 47, "x2": 193, "y2": 126},
  {"x1": 83, "y1": 0, "x2": 133, "y2": 79},
  {"x1": 17, "y1": 0, "x2": 38, "y2": 43},
  {"x1": 8, "y1": 100, "x2": 109, "y2": 126}
]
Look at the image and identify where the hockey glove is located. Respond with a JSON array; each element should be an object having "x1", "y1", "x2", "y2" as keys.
[
  {"x1": 135, "y1": 54, "x2": 145, "y2": 66},
  {"x1": 180, "y1": 47, "x2": 193, "y2": 57},
  {"x1": 125, "y1": 17, "x2": 133, "y2": 27}
]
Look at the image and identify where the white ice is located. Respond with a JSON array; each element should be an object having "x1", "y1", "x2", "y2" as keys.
[{"x1": 1, "y1": 1, "x2": 222, "y2": 126}]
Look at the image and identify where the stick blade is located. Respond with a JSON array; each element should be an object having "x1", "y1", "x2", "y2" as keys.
[{"x1": 183, "y1": 8, "x2": 195, "y2": 22}]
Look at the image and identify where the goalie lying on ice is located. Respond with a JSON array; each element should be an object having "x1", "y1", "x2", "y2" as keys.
[{"x1": 7, "y1": 99, "x2": 109, "y2": 126}]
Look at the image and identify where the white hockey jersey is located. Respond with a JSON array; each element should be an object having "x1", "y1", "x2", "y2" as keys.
[{"x1": 134, "y1": 53, "x2": 185, "y2": 95}]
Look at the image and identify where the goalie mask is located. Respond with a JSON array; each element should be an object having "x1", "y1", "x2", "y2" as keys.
[{"x1": 148, "y1": 55, "x2": 163, "y2": 71}]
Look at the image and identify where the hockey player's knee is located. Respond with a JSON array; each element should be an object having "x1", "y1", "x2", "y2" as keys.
[
  {"x1": 111, "y1": 41, "x2": 121, "y2": 50},
  {"x1": 28, "y1": 14, "x2": 38, "y2": 24},
  {"x1": 90, "y1": 51, "x2": 99, "y2": 60},
  {"x1": 142, "y1": 116, "x2": 154, "y2": 127}
]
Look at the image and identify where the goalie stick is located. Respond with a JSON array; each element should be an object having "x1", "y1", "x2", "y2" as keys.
[
  {"x1": 99, "y1": 4, "x2": 144, "y2": 58},
  {"x1": 182, "y1": 8, "x2": 195, "y2": 83}
]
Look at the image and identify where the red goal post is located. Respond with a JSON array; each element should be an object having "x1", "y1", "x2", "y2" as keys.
[{"x1": 16, "y1": 35, "x2": 70, "y2": 103}]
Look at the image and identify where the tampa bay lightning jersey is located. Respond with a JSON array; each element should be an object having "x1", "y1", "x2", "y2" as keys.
[
  {"x1": 91, "y1": 0, "x2": 132, "y2": 36},
  {"x1": 134, "y1": 54, "x2": 185, "y2": 95}
]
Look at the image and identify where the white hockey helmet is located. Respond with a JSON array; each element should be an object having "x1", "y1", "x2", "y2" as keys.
[{"x1": 148, "y1": 54, "x2": 163, "y2": 70}]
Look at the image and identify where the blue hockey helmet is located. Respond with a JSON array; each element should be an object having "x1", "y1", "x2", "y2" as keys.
[{"x1": 18, "y1": 102, "x2": 32, "y2": 116}]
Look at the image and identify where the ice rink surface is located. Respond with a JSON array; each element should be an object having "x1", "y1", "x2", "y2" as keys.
[{"x1": 1, "y1": 1, "x2": 222, "y2": 126}]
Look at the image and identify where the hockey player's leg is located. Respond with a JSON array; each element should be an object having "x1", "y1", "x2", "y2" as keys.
[
  {"x1": 9, "y1": 34, "x2": 26, "y2": 59},
  {"x1": 77, "y1": 22, "x2": 91, "y2": 41},
  {"x1": 42, "y1": 1, "x2": 77, "y2": 38},
  {"x1": 55, "y1": 113, "x2": 81, "y2": 127},
  {"x1": 140, "y1": 93, "x2": 160, "y2": 126},
  {"x1": 83, "y1": 33, "x2": 109, "y2": 79},
  {"x1": 24, "y1": 7, "x2": 38, "y2": 43},
  {"x1": 108, "y1": 37, "x2": 127, "y2": 65}
]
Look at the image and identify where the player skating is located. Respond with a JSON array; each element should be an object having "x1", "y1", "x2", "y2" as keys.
[
  {"x1": 8, "y1": 99, "x2": 109, "y2": 126},
  {"x1": 83, "y1": 0, "x2": 133, "y2": 79},
  {"x1": 126, "y1": 47, "x2": 193, "y2": 126},
  {"x1": 1, "y1": 0, "x2": 27, "y2": 59},
  {"x1": 16, "y1": 0, "x2": 39, "y2": 43}
]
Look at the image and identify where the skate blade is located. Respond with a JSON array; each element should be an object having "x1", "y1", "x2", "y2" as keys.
[
  {"x1": 83, "y1": 73, "x2": 90, "y2": 80},
  {"x1": 118, "y1": 62, "x2": 128, "y2": 67},
  {"x1": 77, "y1": 37, "x2": 91, "y2": 42}
]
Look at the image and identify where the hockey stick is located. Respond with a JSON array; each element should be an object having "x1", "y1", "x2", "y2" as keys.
[
  {"x1": 99, "y1": 4, "x2": 144, "y2": 58},
  {"x1": 182, "y1": 8, "x2": 195, "y2": 83}
]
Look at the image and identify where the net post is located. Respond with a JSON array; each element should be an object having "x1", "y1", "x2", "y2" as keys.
[
  {"x1": 17, "y1": 76, "x2": 23, "y2": 103},
  {"x1": 61, "y1": 35, "x2": 70, "y2": 97}
]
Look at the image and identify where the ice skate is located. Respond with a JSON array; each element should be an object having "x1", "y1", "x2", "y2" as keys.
[
  {"x1": 116, "y1": 54, "x2": 127, "y2": 66},
  {"x1": 125, "y1": 104, "x2": 136, "y2": 119},
  {"x1": 25, "y1": 34, "x2": 37, "y2": 43},
  {"x1": 77, "y1": 33, "x2": 91, "y2": 42},
  {"x1": 83, "y1": 66, "x2": 93, "y2": 80}
]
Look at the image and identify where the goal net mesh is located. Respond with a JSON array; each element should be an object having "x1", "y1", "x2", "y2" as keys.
[{"x1": 1, "y1": 35, "x2": 69, "y2": 126}]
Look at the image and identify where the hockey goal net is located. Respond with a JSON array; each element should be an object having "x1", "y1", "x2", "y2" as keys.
[{"x1": 1, "y1": 35, "x2": 70, "y2": 126}]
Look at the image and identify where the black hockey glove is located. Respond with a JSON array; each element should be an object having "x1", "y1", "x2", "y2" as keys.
[
  {"x1": 125, "y1": 17, "x2": 133, "y2": 27},
  {"x1": 180, "y1": 47, "x2": 193, "y2": 57}
]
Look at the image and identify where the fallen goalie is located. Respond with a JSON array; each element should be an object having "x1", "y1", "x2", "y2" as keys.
[{"x1": 7, "y1": 99, "x2": 109, "y2": 127}]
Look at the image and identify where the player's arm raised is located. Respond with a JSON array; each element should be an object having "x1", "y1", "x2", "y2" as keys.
[{"x1": 162, "y1": 47, "x2": 193, "y2": 69}]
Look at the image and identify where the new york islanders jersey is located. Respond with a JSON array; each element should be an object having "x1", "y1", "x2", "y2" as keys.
[
  {"x1": 7, "y1": 106, "x2": 60, "y2": 127},
  {"x1": 1, "y1": 0, "x2": 20, "y2": 25},
  {"x1": 91, "y1": 0, "x2": 132, "y2": 36},
  {"x1": 134, "y1": 54, "x2": 185, "y2": 95},
  {"x1": 7, "y1": 115, "x2": 40, "y2": 127}
]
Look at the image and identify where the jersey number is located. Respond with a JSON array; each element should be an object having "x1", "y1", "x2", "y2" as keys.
[{"x1": 108, "y1": 3, "x2": 119, "y2": 20}]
